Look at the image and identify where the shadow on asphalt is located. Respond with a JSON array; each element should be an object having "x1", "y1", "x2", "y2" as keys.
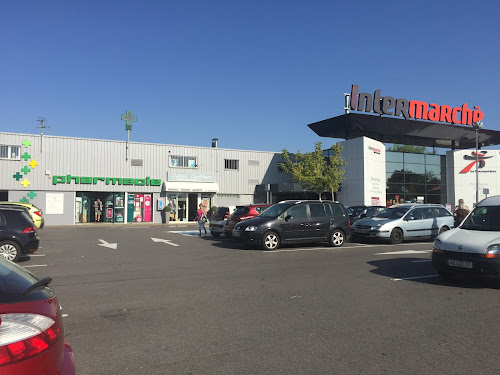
[{"x1": 368, "y1": 257, "x2": 499, "y2": 289}]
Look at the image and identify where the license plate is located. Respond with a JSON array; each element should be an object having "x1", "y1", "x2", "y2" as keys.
[
  {"x1": 356, "y1": 229, "x2": 368, "y2": 233},
  {"x1": 233, "y1": 231, "x2": 240, "y2": 237},
  {"x1": 447, "y1": 259, "x2": 473, "y2": 269}
]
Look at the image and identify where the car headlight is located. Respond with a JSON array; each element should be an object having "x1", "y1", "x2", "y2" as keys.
[
  {"x1": 245, "y1": 226, "x2": 257, "y2": 232},
  {"x1": 371, "y1": 224, "x2": 383, "y2": 230},
  {"x1": 433, "y1": 238, "x2": 441, "y2": 250},
  {"x1": 485, "y1": 244, "x2": 500, "y2": 258}
]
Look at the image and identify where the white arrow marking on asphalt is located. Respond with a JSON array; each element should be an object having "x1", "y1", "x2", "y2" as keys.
[
  {"x1": 151, "y1": 237, "x2": 180, "y2": 247},
  {"x1": 98, "y1": 239, "x2": 117, "y2": 249},
  {"x1": 374, "y1": 250, "x2": 432, "y2": 255}
]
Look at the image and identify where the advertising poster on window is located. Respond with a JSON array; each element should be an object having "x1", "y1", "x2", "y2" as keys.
[
  {"x1": 144, "y1": 195, "x2": 151, "y2": 222},
  {"x1": 46, "y1": 193, "x2": 64, "y2": 215}
]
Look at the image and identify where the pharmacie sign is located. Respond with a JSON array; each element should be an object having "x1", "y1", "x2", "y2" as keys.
[
  {"x1": 52, "y1": 175, "x2": 162, "y2": 186},
  {"x1": 348, "y1": 84, "x2": 484, "y2": 125}
]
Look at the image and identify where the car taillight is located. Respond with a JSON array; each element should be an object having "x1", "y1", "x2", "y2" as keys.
[
  {"x1": 22, "y1": 226, "x2": 37, "y2": 234},
  {"x1": 34, "y1": 211, "x2": 42, "y2": 217},
  {"x1": 348, "y1": 218, "x2": 351, "y2": 228},
  {"x1": 0, "y1": 313, "x2": 60, "y2": 366}
]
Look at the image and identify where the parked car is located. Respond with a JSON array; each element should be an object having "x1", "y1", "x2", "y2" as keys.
[
  {"x1": 0, "y1": 202, "x2": 45, "y2": 229},
  {"x1": 351, "y1": 203, "x2": 454, "y2": 244},
  {"x1": 0, "y1": 207, "x2": 39, "y2": 262},
  {"x1": 232, "y1": 200, "x2": 351, "y2": 250},
  {"x1": 0, "y1": 256, "x2": 75, "y2": 374},
  {"x1": 347, "y1": 205, "x2": 387, "y2": 225},
  {"x1": 209, "y1": 206, "x2": 235, "y2": 237},
  {"x1": 224, "y1": 203, "x2": 272, "y2": 237},
  {"x1": 432, "y1": 195, "x2": 500, "y2": 282}
]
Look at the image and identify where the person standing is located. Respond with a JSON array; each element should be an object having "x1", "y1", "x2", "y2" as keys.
[
  {"x1": 196, "y1": 203, "x2": 208, "y2": 236},
  {"x1": 94, "y1": 198, "x2": 103, "y2": 222},
  {"x1": 453, "y1": 199, "x2": 470, "y2": 227}
]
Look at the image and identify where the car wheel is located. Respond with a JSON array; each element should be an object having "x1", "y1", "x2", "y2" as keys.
[
  {"x1": 262, "y1": 231, "x2": 280, "y2": 251},
  {"x1": 329, "y1": 229, "x2": 345, "y2": 247},
  {"x1": 0, "y1": 241, "x2": 21, "y2": 262},
  {"x1": 389, "y1": 228, "x2": 403, "y2": 244},
  {"x1": 439, "y1": 226, "x2": 450, "y2": 234},
  {"x1": 211, "y1": 232, "x2": 221, "y2": 238}
]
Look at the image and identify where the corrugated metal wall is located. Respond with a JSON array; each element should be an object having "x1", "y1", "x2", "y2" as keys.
[{"x1": 1, "y1": 132, "x2": 292, "y2": 195}]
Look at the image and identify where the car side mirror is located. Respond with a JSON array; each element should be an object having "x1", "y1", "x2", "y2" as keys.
[
  {"x1": 360, "y1": 213, "x2": 367, "y2": 218},
  {"x1": 406, "y1": 215, "x2": 415, "y2": 221},
  {"x1": 285, "y1": 215, "x2": 292, "y2": 221}
]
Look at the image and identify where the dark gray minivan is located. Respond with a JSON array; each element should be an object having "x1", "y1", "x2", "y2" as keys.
[{"x1": 232, "y1": 200, "x2": 351, "y2": 250}]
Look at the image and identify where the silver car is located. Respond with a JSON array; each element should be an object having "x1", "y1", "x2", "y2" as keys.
[
  {"x1": 432, "y1": 196, "x2": 500, "y2": 282},
  {"x1": 352, "y1": 204, "x2": 454, "y2": 244}
]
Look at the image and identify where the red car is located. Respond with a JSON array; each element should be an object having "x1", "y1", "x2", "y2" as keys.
[
  {"x1": 0, "y1": 257, "x2": 75, "y2": 374},
  {"x1": 224, "y1": 203, "x2": 272, "y2": 237}
]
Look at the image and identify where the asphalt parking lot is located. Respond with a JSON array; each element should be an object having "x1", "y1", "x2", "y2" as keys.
[{"x1": 21, "y1": 224, "x2": 500, "y2": 375}]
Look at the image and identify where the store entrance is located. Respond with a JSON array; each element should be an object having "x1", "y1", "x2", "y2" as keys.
[{"x1": 76, "y1": 192, "x2": 125, "y2": 223}]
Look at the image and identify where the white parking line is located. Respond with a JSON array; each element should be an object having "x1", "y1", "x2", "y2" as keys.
[
  {"x1": 412, "y1": 259, "x2": 432, "y2": 263},
  {"x1": 23, "y1": 264, "x2": 47, "y2": 268},
  {"x1": 263, "y1": 244, "x2": 377, "y2": 253},
  {"x1": 30, "y1": 254, "x2": 46, "y2": 257},
  {"x1": 375, "y1": 250, "x2": 432, "y2": 255},
  {"x1": 392, "y1": 274, "x2": 438, "y2": 281}
]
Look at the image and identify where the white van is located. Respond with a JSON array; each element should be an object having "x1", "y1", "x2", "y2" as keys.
[{"x1": 432, "y1": 195, "x2": 500, "y2": 281}]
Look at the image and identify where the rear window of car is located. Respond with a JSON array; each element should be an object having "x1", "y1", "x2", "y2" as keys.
[
  {"x1": 254, "y1": 206, "x2": 269, "y2": 214},
  {"x1": 233, "y1": 207, "x2": 250, "y2": 216},
  {"x1": 437, "y1": 207, "x2": 452, "y2": 217},
  {"x1": 330, "y1": 204, "x2": 344, "y2": 217},
  {"x1": 0, "y1": 258, "x2": 54, "y2": 303}
]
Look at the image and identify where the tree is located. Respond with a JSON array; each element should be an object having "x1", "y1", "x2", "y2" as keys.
[
  {"x1": 279, "y1": 142, "x2": 346, "y2": 199},
  {"x1": 387, "y1": 144, "x2": 436, "y2": 154}
]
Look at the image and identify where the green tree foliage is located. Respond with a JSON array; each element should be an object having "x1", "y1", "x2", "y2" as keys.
[
  {"x1": 387, "y1": 144, "x2": 436, "y2": 154},
  {"x1": 280, "y1": 142, "x2": 346, "y2": 199}
]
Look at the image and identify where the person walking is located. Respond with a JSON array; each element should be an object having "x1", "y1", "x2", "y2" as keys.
[
  {"x1": 94, "y1": 198, "x2": 103, "y2": 222},
  {"x1": 453, "y1": 198, "x2": 470, "y2": 227},
  {"x1": 196, "y1": 203, "x2": 208, "y2": 236}
]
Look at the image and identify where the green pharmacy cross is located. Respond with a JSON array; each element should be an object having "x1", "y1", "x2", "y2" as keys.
[{"x1": 121, "y1": 110, "x2": 137, "y2": 131}]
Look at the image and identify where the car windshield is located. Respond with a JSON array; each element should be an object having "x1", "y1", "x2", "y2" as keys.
[
  {"x1": 460, "y1": 205, "x2": 500, "y2": 231},
  {"x1": 348, "y1": 206, "x2": 365, "y2": 216},
  {"x1": 374, "y1": 206, "x2": 409, "y2": 219},
  {"x1": 259, "y1": 203, "x2": 295, "y2": 218}
]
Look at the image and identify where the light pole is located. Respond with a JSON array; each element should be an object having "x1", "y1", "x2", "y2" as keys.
[{"x1": 472, "y1": 121, "x2": 484, "y2": 206}]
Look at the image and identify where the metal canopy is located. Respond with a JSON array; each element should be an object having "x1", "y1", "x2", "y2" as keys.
[{"x1": 307, "y1": 113, "x2": 500, "y2": 149}]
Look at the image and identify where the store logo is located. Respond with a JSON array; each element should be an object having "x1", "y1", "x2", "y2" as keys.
[
  {"x1": 368, "y1": 146, "x2": 381, "y2": 155},
  {"x1": 52, "y1": 174, "x2": 162, "y2": 186},
  {"x1": 349, "y1": 84, "x2": 484, "y2": 126},
  {"x1": 459, "y1": 151, "x2": 493, "y2": 173}
]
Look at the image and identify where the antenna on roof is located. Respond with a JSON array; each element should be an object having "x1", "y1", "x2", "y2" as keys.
[{"x1": 36, "y1": 117, "x2": 51, "y2": 153}]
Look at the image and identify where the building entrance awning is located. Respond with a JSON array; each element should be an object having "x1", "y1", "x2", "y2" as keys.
[
  {"x1": 162, "y1": 181, "x2": 219, "y2": 193},
  {"x1": 308, "y1": 113, "x2": 500, "y2": 149}
]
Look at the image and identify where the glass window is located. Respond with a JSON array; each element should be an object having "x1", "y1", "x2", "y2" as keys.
[
  {"x1": 386, "y1": 152, "x2": 403, "y2": 162},
  {"x1": 409, "y1": 208, "x2": 424, "y2": 220},
  {"x1": 437, "y1": 207, "x2": 452, "y2": 217},
  {"x1": 309, "y1": 203, "x2": 327, "y2": 217},
  {"x1": 404, "y1": 163, "x2": 426, "y2": 174},
  {"x1": 170, "y1": 156, "x2": 197, "y2": 168},
  {"x1": 331, "y1": 204, "x2": 344, "y2": 217},
  {"x1": 405, "y1": 173, "x2": 425, "y2": 184},
  {"x1": 0, "y1": 145, "x2": 21, "y2": 160},
  {"x1": 404, "y1": 153, "x2": 425, "y2": 164},
  {"x1": 386, "y1": 183, "x2": 405, "y2": 194},
  {"x1": 425, "y1": 154, "x2": 441, "y2": 165},
  {"x1": 387, "y1": 172, "x2": 404, "y2": 184},
  {"x1": 287, "y1": 205, "x2": 307, "y2": 219},
  {"x1": 386, "y1": 162, "x2": 404, "y2": 174},
  {"x1": 224, "y1": 159, "x2": 239, "y2": 170}
]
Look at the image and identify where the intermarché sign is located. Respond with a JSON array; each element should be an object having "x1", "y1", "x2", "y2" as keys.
[
  {"x1": 52, "y1": 175, "x2": 162, "y2": 186},
  {"x1": 349, "y1": 84, "x2": 484, "y2": 125}
]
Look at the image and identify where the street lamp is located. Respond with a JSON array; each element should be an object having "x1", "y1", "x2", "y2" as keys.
[{"x1": 472, "y1": 121, "x2": 484, "y2": 206}]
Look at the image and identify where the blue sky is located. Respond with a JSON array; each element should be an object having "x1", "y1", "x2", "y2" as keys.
[{"x1": 1, "y1": 1, "x2": 498, "y2": 153}]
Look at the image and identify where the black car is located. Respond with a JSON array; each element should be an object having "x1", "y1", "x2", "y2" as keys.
[
  {"x1": 232, "y1": 200, "x2": 351, "y2": 250},
  {"x1": 347, "y1": 205, "x2": 387, "y2": 225},
  {"x1": 0, "y1": 207, "x2": 39, "y2": 262}
]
